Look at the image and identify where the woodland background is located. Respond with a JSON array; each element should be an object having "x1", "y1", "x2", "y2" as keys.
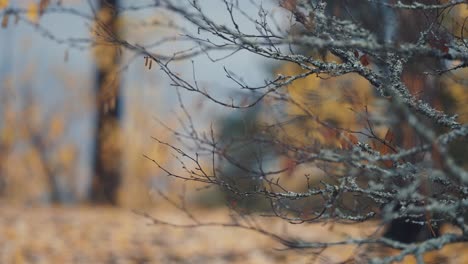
[{"x1": 0, "y1": 0, "x2": 467, "y2": 263}]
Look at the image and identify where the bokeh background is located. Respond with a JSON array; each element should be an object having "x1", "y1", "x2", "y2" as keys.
[
  {"x1": 0, "y1": 0, "x2": 467, "y2": 263},
  {"x1": 0, "y1": 0, "x2": 277, "y2": 207}
]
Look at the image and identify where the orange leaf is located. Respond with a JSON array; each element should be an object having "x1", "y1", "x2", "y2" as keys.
[
  {"x1": 340, "y1": 132, "x2": 358, "y2": 150},
  {"x1": 375, "y1": 129, "x2": 396, "y2": 168},
  {"x1": 339, "y1": 137, "x2": 350, "y2": 150},
  {"x1": 347, "y1": 133, "x2": 358, "y2": 144},
  {"x1": 360, "y1": 54, "x2": 370, "y2": 66},
  {"x1": 1, "y1": 13, "x2": 8, "y2": 28},
  {"x1": 382, "y1": 159, "x2": 393, "y2": 168},
  {"x1": 39, "y1": 0, "x2": 50, "y2": 16},
  {"x1": 371, "y1": 140, "x2": 377, "y2": 150},
  {"x1": 282, "y1": 157, "x2": 296, "y2": 177},
  {"x1": 383, "y1": 128, "x2": 395, "y2": 145}
]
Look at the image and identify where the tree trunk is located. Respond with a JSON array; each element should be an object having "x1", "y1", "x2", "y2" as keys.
[{"x1": 91, "y1": 0, "x2": 122, "y2": 205}]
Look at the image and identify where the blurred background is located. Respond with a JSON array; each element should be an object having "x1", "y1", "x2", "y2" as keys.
[
  {"x1": 0, "y1": 1, "x2": 303, "y2": 263},
  {"x1": 0, "y1": 0, "x2": 280, "y2": 207},
  {"x1": 0, "y1": 0, "x2": 467, "y2": 263}
]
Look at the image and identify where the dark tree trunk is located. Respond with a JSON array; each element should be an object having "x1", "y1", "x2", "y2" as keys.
[
  {"x1": 383, "y1": 218, "x2": 440, "y2": 244},
  {"x1": 90, "y1": 0, "x2": 122, "y2": 205}
]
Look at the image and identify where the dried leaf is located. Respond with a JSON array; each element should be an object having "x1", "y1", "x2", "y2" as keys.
[
  {"x1": 376, "y1": 128, "x2": 396, "y2": 168},
  {"x1": 378, "y1": 143, "x2": 391, "y2": 155},
  {"x1": 39, "y1": 0, "x2": 50, "y2": 16},
  {"x1": 383, "y1": 128, "x2": 395, "y2": 145},
  {"x1": 339, "y1": 133, "x2": 358, "y2": 150},
  {"x1": 360, "y1": 54, "x2": 370, "y2": 66},
  {"x1": 382, "y1": 158, "x2": 393, "y2": 168},
  {"x1": 282, "y1": 157, "x2": 296, "y2": 177},
  {"x1": 1, "y1": 13, "x2": 8, "y2": 28},
  {"x1": 339, "y1": 138, "x2": 350, "y2": 150},
  {"x1": 371, "y1": 140, "x2": 377, "y2": 150},
  {"x1": 347, "y1": 133, "x2": 358, "y2": 144}
]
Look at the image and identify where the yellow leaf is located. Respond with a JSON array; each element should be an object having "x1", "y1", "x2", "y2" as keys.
[
  {"x1": 26, "y1": 3, "x2": 39, "y2": 23},
  {"x1": 0, "y1": 0, "x2": 8, "y2": 10}
]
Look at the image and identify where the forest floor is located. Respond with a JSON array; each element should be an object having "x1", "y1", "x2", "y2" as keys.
[{"x1": 0, "y1": 205, "x2": 466, "y2": 264}]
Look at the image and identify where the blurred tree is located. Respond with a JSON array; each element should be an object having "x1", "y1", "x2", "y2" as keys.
[
  {"x1": 91, "y1": 0, "x2": 123, "y2": 204},
  {"x1": 0, "y1": 83, "x2": 78, "y2": 204},
  {"x1": 324, "y1": 0, "x2": 467, "y2": 244},
  {"x1": 215, "y1": 106, "x2": 275, "y2": 210},
  {"x1": 130, "y1": 1, "x2": 466, "y2": 261},
  {"x1": 269, "y1": 0, "x2": 467, "y2": 244}
]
